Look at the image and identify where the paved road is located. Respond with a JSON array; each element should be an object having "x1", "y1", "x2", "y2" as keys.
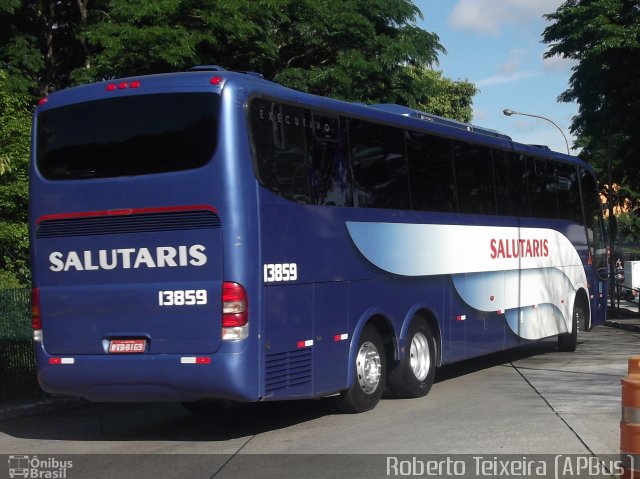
[{"x1": 0, "y1": 324, "x2": 637, "y2": 478}]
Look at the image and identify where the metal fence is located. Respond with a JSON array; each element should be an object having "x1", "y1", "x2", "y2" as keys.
[{"x1": 0, "y1": 288, "x2": 42, "y2": 400}]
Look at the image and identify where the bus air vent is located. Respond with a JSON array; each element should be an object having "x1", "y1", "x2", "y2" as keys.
[
  {"x1": 265, "y1": 349, "x2": 312, "y2": 393},
  {"x1": 36, "y1": 210, "x2": 221, "y2": 238}
]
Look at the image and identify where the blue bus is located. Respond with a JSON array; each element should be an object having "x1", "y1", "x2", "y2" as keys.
[{"x1": 30, "y1": 67, "x2": 608, "y2": 413}]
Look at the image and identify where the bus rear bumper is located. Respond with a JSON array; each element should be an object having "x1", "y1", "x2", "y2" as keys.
[{"x1": 35, "y1": 344, "x2": 260, "y2": 403}]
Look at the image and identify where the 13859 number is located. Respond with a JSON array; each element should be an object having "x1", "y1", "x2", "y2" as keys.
[
  {"x1": 263, "y1": 263, "x2": 298, "y2": 283},
  {"x1": 158, "y1": 289, "x2": 207, "y2": 306}
]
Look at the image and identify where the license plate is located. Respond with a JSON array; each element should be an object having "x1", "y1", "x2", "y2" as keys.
[{"x1": 108, "y1": 339, "x2": 146, "y2": 354}]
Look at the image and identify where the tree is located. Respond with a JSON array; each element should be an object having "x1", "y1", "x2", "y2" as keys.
[
  {"x1": 543, "y1": 0, "x2": 640, "y2": 214},
  {"x1": 0, "y1": 69, "x2": 31, "y2": 288},
  {"x1": 0, "y1": 0, "x2": 476, "y2": 121}
]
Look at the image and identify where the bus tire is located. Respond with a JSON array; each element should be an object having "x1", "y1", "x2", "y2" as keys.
[
  {"x1": 387, "y1": 318, "x2": 436, "y2": 399},
  {"x1": 334, "y1": 325, "x2": 386, "y2": 413},
  {"x1": 558, "y1": 302, "x2": 584, "y2": 352}
]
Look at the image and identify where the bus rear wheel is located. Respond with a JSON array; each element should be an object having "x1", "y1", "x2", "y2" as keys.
[
  {"x1": 334, "y1": 325, "x2": 386, "y2": 413},
  {"x1": 387, "y1": 318, "x2": 436, "y2": 398}
]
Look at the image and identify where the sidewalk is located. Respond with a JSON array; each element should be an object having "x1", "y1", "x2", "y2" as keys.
[{"x1": 606, "y1": 299, "x2": 640, "y2": 333}]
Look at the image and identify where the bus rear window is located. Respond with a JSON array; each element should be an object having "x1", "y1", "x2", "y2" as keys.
[{"x1": 37, "y1": 93, "x2": 219, "y2": 180}]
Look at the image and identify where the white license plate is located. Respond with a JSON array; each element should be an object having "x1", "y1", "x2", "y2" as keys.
[{"x1": 108, "y1": 339, "x2": 146, "y2": 354}]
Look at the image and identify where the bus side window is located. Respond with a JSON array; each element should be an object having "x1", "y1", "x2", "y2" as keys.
[
  {"x1": 556, "y1": 163, "x2": 582, "y2": 223},
  {"x1": 453, "y1": 141, "x2": 495, "y2": 215},
  {"x1": 305, "y1": 111, "x2": 351, "y2": 207},
  {"x1": 250, "y1": 99, "x2": 311, "y2": 203},
  {"x1": 406, "y1": 131, "x2": 456, "y2": 213},
  {"x1": 580, "y1": 167, "x2": 608, "y2": 278},
  {"x1": 348, "y1": 119, "x2": 409, "y2": 209},
  {"x1": 493, "y1": 150, "x2": 529, "y2": 217},
  {"x1": 528, "y1": 157, "x2": 558, "y2": 219}
]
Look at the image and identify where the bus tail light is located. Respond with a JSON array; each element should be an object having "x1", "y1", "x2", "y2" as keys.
[
  {"x1": 31, "y1": 288, "x2": 43, "y2": 342},
  {"x1": 222, "y1": 282, "x2": 248, "y2": 341}
]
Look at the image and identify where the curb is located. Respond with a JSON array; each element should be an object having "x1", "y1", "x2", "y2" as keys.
[
  {"x1": 0, "y1": 396, "x2": 88, "y2": 422},
  {"x1": 604, "y1": 319, "x2": 640, "y2": 334}
]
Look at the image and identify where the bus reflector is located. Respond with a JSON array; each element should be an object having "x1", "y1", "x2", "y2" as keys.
[
  {"x1": 49, "y1": 358, "x2": 74, "y2": 365},
  {"x1": 297, "y1": 340, "x2": 314, "y2": 348},
  {"x1": 222, "y1": 282, "x2": 249, "y2": 341},
  {"x1": 181, "y1": 357, "x2": 212, "y2": 364},
  {"x1": 334, "y1": 334, "x2": 349, "y2": 342}
]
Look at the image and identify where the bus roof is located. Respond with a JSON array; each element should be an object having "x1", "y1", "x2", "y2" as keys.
[{"x1": 39, "y1": 67, "x2": 583, "y2": 168}]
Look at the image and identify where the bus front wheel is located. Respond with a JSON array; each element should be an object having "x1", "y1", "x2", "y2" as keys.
[
  {"x1": 387, "y1": 318, "x2": 436, "y2": 399},
  {"x1": 334, "y1": 324, "x2": 386, "y2": 413},
  {"x1": 558, "y1": 302, "x2": 585, "y2": 352}
]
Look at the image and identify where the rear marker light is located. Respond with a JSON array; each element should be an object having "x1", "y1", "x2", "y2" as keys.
[
  {"x1": 210, "y1": 76, "x2": 223, "y2": 86},
  {"x1": 106, "y1": 80, "x2": 141, "y2": 91},
  {"x1": 38, "y1": 97, "x2": 48, "y2": 105}
]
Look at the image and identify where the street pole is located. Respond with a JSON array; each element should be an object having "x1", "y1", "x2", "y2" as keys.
[
  {"x1": 502, "y1": 109, "x2": 571, "y2": 155},
  {"x1": 608, "y1": 128, "x2": 616, "y2": 308}
]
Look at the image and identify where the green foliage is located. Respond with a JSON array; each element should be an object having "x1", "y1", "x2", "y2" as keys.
[
  {"x1": 543, "y1": 0, "x2": 640, "y2": 206},
  {"x1": 411, "y1": 68, "x2": 477, "y2": 123},
  {"x1": 0, "y1": 0, "x2": 476, "y2": 120},
  {"x1": 0, "y1": 69, "x2": 31, "y2": 288},
  {"x1": 543, "y1": 0, "x2": 640, "y2": 242}
]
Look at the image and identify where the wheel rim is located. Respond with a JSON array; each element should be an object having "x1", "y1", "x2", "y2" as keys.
[
  {"x1": 409, "y1": 332, "x2": 431, "y2": 381},
  {"x1": 575, "y1": 307, "x2": 585, "y2": 332},
  {"x1": 356, "y1": 341, "x2": 382, "y2": 394}
]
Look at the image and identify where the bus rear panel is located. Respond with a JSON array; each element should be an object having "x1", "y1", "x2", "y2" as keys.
[{"x1": 31, "y1": 75, "x2": 261, "y2": 402}]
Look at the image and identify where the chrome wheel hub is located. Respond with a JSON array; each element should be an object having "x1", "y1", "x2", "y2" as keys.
[
  {"x1": 410, "y1": 332, "x2": 431, "y2": 381},
  {"x1": 356, "y1": 341, "x2": 382, "y2": 394}
]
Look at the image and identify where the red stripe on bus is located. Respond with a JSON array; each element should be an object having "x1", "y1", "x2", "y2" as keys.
[{"x1": 37, "y1": 205, "x2": 218, "y2": 224}]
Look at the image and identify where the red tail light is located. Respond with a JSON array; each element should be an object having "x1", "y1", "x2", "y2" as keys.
[
  {"x1": 31, "y1": 288, "x2": 42, "y2": 341},
  {"x1": 222, "y1": 282, "x2": 248, "y2": 328},
  {"x1": 31, "y1": 288, "x2": 41, "y2": 329}
]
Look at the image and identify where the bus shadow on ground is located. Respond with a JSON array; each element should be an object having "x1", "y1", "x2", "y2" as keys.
[
  {"x1": 434, "y1": 339, "x2": 558, "y2": 383},
  {"x1": 0, "y1": 340, "x2": 563, "y2": 443}
]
